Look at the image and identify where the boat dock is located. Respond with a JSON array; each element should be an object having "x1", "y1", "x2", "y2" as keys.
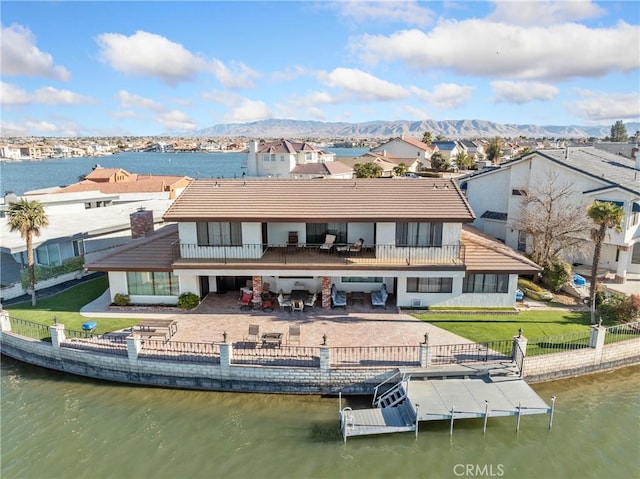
[{"x1": 339, "y1": 368, "x2": 555, "y2": 442}]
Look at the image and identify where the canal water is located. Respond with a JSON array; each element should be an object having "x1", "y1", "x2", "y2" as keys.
[{"x1": 1, "y1": 357, "x2": 638, "y2": 479}]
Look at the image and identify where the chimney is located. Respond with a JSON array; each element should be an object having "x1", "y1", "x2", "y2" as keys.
[{"x1": 130, "y1": 208, "x2": 154, "y2": 239}]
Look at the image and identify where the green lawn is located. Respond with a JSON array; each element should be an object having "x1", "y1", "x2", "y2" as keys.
[
  {"x1": 5, "y1": 277, "x2": 139, "y2": 334},
  {"x1": 412, "y1": 310, "x2": 601, "y2": 343}
]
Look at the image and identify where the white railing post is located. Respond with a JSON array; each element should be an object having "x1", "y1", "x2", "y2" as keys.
[
  {"x1": 126, "y1": 334, "x2": 141, "y2": 363},
  {"x1": 0, "y1": 309, "x2": 11, "y2": 334},
  {"x1": 50, "y1": 324, "x2": 66, "y2": 348}
]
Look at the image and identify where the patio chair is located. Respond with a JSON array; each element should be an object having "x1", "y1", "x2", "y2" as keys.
[
  {"x1": 278, "y1": 293, "x2": 292, "y2": 311},
  {"x1": 319, "y1": 234, "x2": 337, "y2": 253},
  {"x1": 336, "y1": 238, "x2": 363, "y2": 254},
  {"x1": 331, "y1": 284, "x2": 347, "y2": 309},
  {"x1": 288, "y1": 325, "x2": 301, "y2": 345},
  {"x1": 238, "y1": 291, "x2": 253, "y2": 310},
  {"x1": 292, "y1": 299, "x2": 305, "y2": 312},
  {"x1": 370, "y1": 284, "x2": 388, "y2": 309},
  {"x1": 245, "y1": 324, "x2": 260, "y2": 342},
  {"x1": 304, "y1": 293, "x2": 317, "y2": 310}
]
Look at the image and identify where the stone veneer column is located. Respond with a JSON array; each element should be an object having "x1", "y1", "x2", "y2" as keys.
[
  {"x1": 126, "y1": 334, "x2": 141, "y2": 363},
  {"x1": 321, "y1": 276, "x2": 332, "y2": 309},
  {"x1": 0, "y1": 309, "x2": 11, "y2": 334},
  {"x1": 319, "y1": 345, "x2": 331, "y2": 371},
  {"x1": 219, "y1": 342, "x2": 232, "y2": 378},
  {"x1": 50, "y1": 324, "x2": 66, "y2": 348},
  {"x1": 252, "y1": 275, "x2": 262, "y2": 303},
  {"x1": 589, "y1": 324, "x2": 606, "y2": 365},
  {"x1": 420, "y1": 343, "x2": 431, "y2": 368},
  {"x1": 512, "y1": 332, "x2": 528, "y2": 360}
]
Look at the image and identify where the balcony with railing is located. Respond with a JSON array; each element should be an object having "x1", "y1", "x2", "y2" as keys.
[{"x1": 171, "y1": 242, "x2": 465, "y2": 267}]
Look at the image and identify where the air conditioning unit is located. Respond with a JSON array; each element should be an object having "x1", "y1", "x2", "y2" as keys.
[{"x1": 411, "y1": 299, "x2": 422, "y2": 307}]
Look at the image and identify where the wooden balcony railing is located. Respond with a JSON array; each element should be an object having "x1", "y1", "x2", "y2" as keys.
[{"x1": 171, "y1": 242, "x2": 465, "y2": 266}]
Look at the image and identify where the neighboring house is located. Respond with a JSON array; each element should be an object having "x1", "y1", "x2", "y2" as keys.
[
  {"x1": 0, "y1": 193, "x2": 173, "y2": 300},
  {"x1": 431, "y1": 141, "x2": 463, "y2": 162},
  {"x1": 459, "y1": 147, "x2": 640, "y2": 283},
  {"x1": 458, "y1": 140, "x2": 484, "y2": 162},
  {"x1": 45, "y1": 167, "x2": 192, "y2": 200},
  {"x1": 338, "y1": 152, "x2": 413, "y2": 177},
  {"x1": 86, "y1": 178, "x2": 540, "y2": 309},
  {"x1": 246, "y1": 139, "x2": 338, "y2": 178},
  {"x1": 370, "y1": 136, "x2": 436, "y2": 170}
]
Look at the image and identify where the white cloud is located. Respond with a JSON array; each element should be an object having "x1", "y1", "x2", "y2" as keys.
[
  {"x1": 1, "y1": 24, "x2": 70, "y2": 80},
  {"x1": 109, "y1": 110, "x2": 138, "y2": 119},
  {"x1": 489, "y1": 0, "x2": 605, "y2": 26},
  {"x1": 210, "y1": 59, "x2": 261, "y2": 89},
  {"x1": 1, "y1": 82, "x2": 94, "y2": 106},
  {"x1": 116, "y1": 90, "x2": 163, "y2": 111},
  {"x1": 411, "y1": 83, "x2": 474, "y2": 109},
  {"x1": 96, "y1": 30, "x2": 260, "y2": 88},
  {"x1": 24, "y1": 120, "x2": 59, "y2": 133},
  {"x1": 334, "y1": 1, "x2": 434, "y2": 27},
  {"x1": 491, "y1": 81, "x2": 559, "y2": 104},
  {"x1": 0, "y1": 119, "x2": 27, "y2": 136},
  {"x1": 157, "y1": 110, "x2": 197, "y2": 131},
  {"x1": 318, "y1": 68, "x2": 409, "y2": 101},
  {"x1": 271, "y1": 65, "x2": 310, "y2": 82},
  {"x1": 225, "y1": 98, "x2": 272, "y2": 123},
  {"x1": 402, "y1": 105, "x2": 432, "y2": 120},
  {"x1": 566, "y1": 90, "x2": 640, "y2": 121},
  {"x1": 202, "y1": 90, "x2": 272, "y2": 122},
  {"x1": 352, "y1": 20, "x2": 639, "y2": 81}
]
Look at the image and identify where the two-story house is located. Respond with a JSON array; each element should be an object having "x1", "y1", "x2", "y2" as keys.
[
  {"x1": 459, "y1": 147, "x2": 640, "y2": 284},
  {"x1": 246, "y1": 139, "x2": 347, "y2": 178},
  {"x1": 370, "y1": 136, "x2": 436, "y2": 171},
  {"x1": 86, "y1": 178, "x2": 539, "y2": 309}
]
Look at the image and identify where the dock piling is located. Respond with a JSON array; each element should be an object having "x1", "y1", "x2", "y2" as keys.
[
  {"x1": 516, "y1": 401, "x2": 522, "y2": 432},
  {"x1": 549, "y1": 396, "x2": 556, "y2": 430},
  {"x1": 449, "y1": 405, "x2": 455, "y2": 436},
  {"x1": 483, "y1": 400, "x2": 489, "y2": 434}
]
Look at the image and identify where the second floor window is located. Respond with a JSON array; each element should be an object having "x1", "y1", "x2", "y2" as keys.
[
  {"x1": 197, "y1": 222, "x2": 242, "y2": 246},
  {"x1": 396, "y1": 222, "x2": 443, "y2": 246}
]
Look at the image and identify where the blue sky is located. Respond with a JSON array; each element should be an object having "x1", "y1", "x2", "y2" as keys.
[{"x1": 1, "y1": 1, "x2": 639, "y2": 137}]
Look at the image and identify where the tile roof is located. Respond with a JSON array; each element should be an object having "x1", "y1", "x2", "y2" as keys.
[
  {"x1": 290, "y1": 161, "x2": 352, "y2": 175},
  {"x1": 257, "y1": 139, "x2": 322, "y2": 154},
  {"x1": 163, "y1": 178, "x2": 476, "y2": 223},
  {"x1": 56, "y1": 175, "x2": 191, "y2": 195},
  {"x1": 401, "y1": 136, "x2": 436, "y2": 151},
  {"x1": 85, "y1": 224, "x2": 178, "y2": 272},
  {"x1": 84, "y1": 168, "x2": 129, "y2": 180},
  {"x1": 462, "y1": 225, "x2": 541, "y2": 273}
]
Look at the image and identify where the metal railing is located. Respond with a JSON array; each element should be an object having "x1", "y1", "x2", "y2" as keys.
[
  {"x1": 526, "y1": 330, "x2": 592, "y2": 356},
  {"x1": 62, "y1": 333, "x2": 128, "y2": 356},
  {"x1": 139, "y1": 340, "x2": 221, "y2": 363},
  {"x1": 604, "y1": 320, "x2": 640, "y2": 345},
  {"x1": 231, "y1": 344, "x2": 320, "y2": 367},
  {"x1": 331, "y1": 346, "x2": 421, "y2": 368},
  {"x1": 172, "y1": 241, "x2": 464, "y2": 266},
  {"x1": 65, "y1": 328, "x2": 95, "y2": 339},
  {"x1": 430, "y1": 339, "x2": 513, "y2": 365},
  {"x1": 6, "y1": 316, "x2": 51, "y2": 341}
]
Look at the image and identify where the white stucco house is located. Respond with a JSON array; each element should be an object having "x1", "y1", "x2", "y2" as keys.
[
  {"x1": 86, "y1": 178, "x2": 540, "y2": 309},
  {"x1": 370, "y1": 136, "x2": 436, "y2": 171},
  {"x1": 459, "y1": 147, "x2": 640, "y2": 283}
]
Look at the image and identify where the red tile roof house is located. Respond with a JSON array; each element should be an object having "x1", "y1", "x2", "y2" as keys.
[
  {"x1": 52, "y1": 167, "x2": 192, "y2": 200},
  {"x1": 370, "y1": 136, "x2": 437, "y2": 172},
  {"x1": 86, "y1": 178, "x2": 540, "y2": 309}
]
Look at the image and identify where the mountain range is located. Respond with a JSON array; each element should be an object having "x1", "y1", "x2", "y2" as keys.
[{"x1": 187, "y1": 119, "x2": 640, "y2": 140}]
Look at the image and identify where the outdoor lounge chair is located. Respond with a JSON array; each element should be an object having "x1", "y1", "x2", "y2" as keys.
[
  {"x1": 304, "y1": 293, "x2": 317, "y2": 310},
  {"x1": 331, "y1": 284, "x2": 347, "y2": 309},
  {"x1": 245, "y1": 324, "x2": 260, "y2": 342},
  {"x1": 319, "y1": 234, "x2": 337, "y2": 253},
  {"x1": 370, "y1": 284, "x2": 388, "y2": 309},
  {"x1": 288, "y1": 325, "x2": 301, "y2": 345},
  {"x1": 278, "y1": 293, "x2": 292, "y2": 311},
  {"x1": 238, "y1": 291, "x2": 253, "y2": 310},
  {"x1": 336, "y1": 238, "x2": 363, "y2": 254}
]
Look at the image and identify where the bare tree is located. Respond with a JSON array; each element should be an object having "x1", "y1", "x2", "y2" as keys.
[{"x1": 510, "y1": 171, "x2": 592, "y2": 269}]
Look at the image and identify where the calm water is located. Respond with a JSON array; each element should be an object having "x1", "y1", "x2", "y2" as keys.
[
  {"x1": 0, "y1": 148, "x2": 369, "y2": 196},
  {"x1": 1, "y1": 358, "x2": 638, "y2": 479}
]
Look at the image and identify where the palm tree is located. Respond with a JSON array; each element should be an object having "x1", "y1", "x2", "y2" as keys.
[
  {"x1": 587, "y1": 201, "x2": 624, "y2": 324},
  {"x1": 6, "y1": 199, "x2": 49, "y2": 306},
  {"x1": 486, "y1": 137, "x2": 503, "y2": 164},
  {"x1": 422, "y1": 131, "x2": 432, "y2": 145},
  {"x1": 455, "y1": 151, "x2": 473, "y2": 170},
  {"x1": 392, "y1": 163, "x2": 408, "y2": 177},
  {"x1": 353, "y1": 162, "x2": 383, "y2": 178}
]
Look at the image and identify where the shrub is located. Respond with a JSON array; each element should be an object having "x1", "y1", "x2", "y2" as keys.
[
  {"x1": 113, "y1": 293, "x2": 130, "y2": 306},
  {"x1": 542, "y1": 258, "x2": 572, "y2": 292},
  {"x1": 517, "y1": 278, "x2": 546, "y2": 292},
  {"x1": 598, "y1": 293, "x2": 640, "y2": 323},
  {"x1": 177, "y1": 292, "x2": 199, "y2": 310}
]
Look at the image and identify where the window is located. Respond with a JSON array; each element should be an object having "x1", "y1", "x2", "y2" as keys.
[
  {"x1": 517, "y1": 230, "x2": 527, "y2": 252},
  {"x1": 396, "y1": 222, "x2": 443, "y2": 246},
  {"x1": 280, "y1": 155, "x2": 285, "y2": 162},
  {"x1": 632, "y1": 243, "x2": 640, "y2": 264},
  {"x1": 196, "y1": 222, "x2": 242, "y2": 246},
  {"x1": 35, "y1": 243, "x2": 61, "y2": 266},
  {"x1": 511, "y1": 189, "x2": 527, "y2": 196},
  {"x1": 407, "y1": 277, "x2": 453, "y2": 293},
  {"x1": 306, "y1": 223, "x2": 347, "y2": 244},
  {"x1": 463, "y1": 274, "x2": 509, "y2": 293},
  {"x1": 127, "y1": 272, "x2": 179, "y2": 296},
  {"x1": 72, "y1": 239, "x2": 85, "y2": 256},
  {"x1": 341, "y1": 277, "x2": 383, "y2": 283}
]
